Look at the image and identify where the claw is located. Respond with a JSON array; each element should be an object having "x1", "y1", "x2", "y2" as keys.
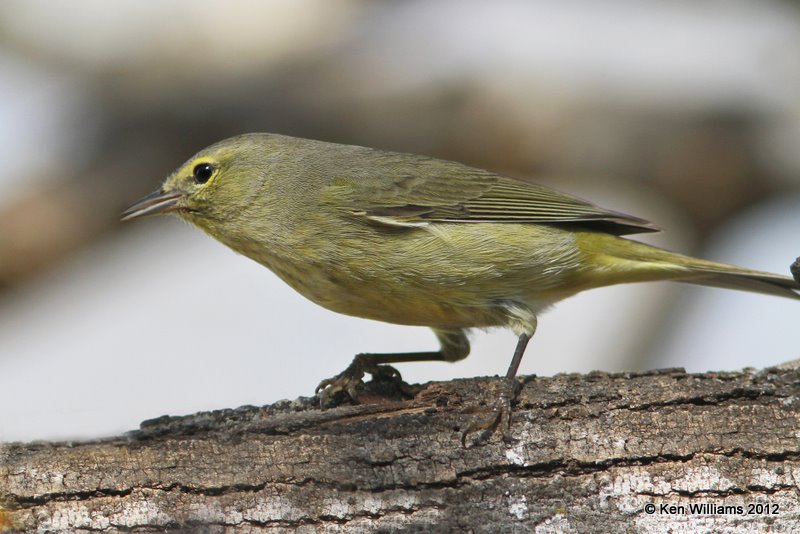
[
  {"x1": 315, "y1": 367, "x2": 365, "y2": 407},
  {"x1": 315, "y1": 354, "x2": 407, "y2": 407},
  {"x1": 461, "y1": 378, "x2": 520, "y2": 447}
]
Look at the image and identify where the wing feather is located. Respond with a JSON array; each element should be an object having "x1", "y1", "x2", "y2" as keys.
[{"x1": 323, "y1": 151, "x2": 657, "y2": 235}]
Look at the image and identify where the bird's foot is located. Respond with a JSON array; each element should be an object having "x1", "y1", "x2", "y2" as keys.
[
  {"x1": 461, "y1": 377, "x2": 521, "y2": 447},
  {"x1": 315, "y1": 354, "x2": 406, "y2": 407}
]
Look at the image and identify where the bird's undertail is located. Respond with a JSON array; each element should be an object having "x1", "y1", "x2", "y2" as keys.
[{"x1": 576, "y1": 233, "x2": 800, "y2": 300}]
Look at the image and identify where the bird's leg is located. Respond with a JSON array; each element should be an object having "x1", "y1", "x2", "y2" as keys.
[
  {"x1": 462, "y1": 314, "x2": 537, "y2": 447},
  {"x1": 316, "y1": 329, "x2": 469, "y2": 407}
]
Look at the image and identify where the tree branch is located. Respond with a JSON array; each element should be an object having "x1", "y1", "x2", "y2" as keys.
[{"x1": 3, "y1": 367, "x2": 800, "y2": 532}]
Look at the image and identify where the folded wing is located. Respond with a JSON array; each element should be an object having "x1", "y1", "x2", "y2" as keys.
[{"x1": 326, "y1": 153, "x2": 657, "y2": 235}]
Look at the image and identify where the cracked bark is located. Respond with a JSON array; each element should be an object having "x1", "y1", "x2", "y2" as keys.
[{"x1": 2, "y1": 367, "x2": 800, "y2": 533}]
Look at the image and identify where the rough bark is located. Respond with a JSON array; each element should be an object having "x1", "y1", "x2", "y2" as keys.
[{"x1": 2, "y1": 367, "x2": 800, "y2": 533}]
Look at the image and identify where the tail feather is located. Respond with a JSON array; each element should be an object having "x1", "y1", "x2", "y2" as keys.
[
  {"x1": 575, "y1": 232, "x2": 800, "y2": 300},
  {"x1": 679, "y1": 264, "x2": 800, "y2": 300}
]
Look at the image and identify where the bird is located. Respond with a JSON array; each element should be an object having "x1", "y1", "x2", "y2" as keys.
[{"x1": 123, "y1": 133, "x2": 800, "y2": 440}]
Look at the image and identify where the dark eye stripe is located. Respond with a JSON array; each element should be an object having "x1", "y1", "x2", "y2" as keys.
[{"x1": 193, "y1": 163, "x2": 214, "y2": 183}]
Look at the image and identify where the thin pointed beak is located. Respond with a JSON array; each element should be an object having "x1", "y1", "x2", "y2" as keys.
[{"x1": 121, "y1": 189, "x2": 184, "y2": 221}]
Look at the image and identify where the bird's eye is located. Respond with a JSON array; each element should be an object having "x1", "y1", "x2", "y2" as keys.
[{"x1": 193, "y1": 163, "x2": 214, "y2": 184}]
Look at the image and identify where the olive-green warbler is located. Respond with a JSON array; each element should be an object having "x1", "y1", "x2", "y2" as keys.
[{"x1": 123, "y1": 133, "x2": 799, "y2": 434}]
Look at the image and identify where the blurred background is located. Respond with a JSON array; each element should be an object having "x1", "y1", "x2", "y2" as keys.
[{"x1": 1, "y1": 0, "x2": 798, "y2": 442}]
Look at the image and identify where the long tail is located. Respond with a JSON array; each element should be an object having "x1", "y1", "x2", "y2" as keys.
[
  {"x1": 575, "y1": 232, "x2": 800, "y2": 300},
  {"x1": 674, "y1": 257, "x2": 800, "y2": 299}
]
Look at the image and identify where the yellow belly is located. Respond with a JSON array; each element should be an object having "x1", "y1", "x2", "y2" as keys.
[{"x1": 239, "y1": 222, "x2": 586, "y2": 329}]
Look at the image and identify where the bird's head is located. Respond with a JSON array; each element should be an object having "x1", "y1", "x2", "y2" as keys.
[{"x1": 122, "y1": 133, "x2": 291, "y2": 227}]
